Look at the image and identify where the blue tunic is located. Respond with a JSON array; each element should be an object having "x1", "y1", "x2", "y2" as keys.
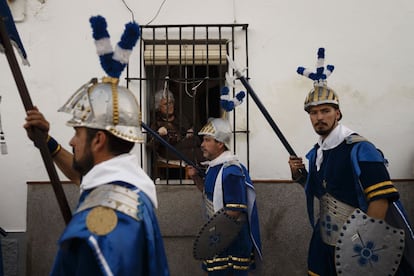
[
  {"x1": 202, "y1": 161, "x2": 262, "y2": 276},
  {"x1": 305, "y1": 139, "x2": 414, "y2": 275},
  {"x1": 50, "y1": 182, "x2": 169, "y2": 276}
]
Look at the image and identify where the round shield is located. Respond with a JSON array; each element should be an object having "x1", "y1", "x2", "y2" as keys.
[
  {"x1": 335, "y1": 208, "x2": 405, "y2": 276},
  {"x1": 193, "y1": 208, "x2": 246, "y2": 260}
]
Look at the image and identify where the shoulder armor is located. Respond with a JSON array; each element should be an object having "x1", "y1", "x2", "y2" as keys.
[
  {"x1": 223, "y1": 159, "x2": 244, "y2": 177},
  {"x1": 77, "y1": 184, "x2": 142, "y2": 221},
  {"x1": 223, "y1": 159, "x2": 241, "y2": 169},
  {"x1": 345, "y1": 134, "x2": 368, "y2": 144}
]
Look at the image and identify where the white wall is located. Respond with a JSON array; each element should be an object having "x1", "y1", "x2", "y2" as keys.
[{"x1": 1, "y1": 0, "x2": 413, "y2": 231}]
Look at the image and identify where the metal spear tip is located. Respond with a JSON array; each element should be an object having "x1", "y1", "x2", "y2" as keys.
[
  {"x1": 226, "y1": 55, "x2": 238, "y2": 70},
  {"x1": 226, "y1": 55, "x2": 247, "y2": 78},
  {"x1": 225, "y1": 72, "x2": 236, "y2": 88}
]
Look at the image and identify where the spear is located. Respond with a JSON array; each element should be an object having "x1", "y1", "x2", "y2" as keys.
[
  {"x1": 141, "y1": 122, "x2": 205, "y2": 177},
  {"x1": 0, "y1": 16, "x2": 72, "y2": 224},
  {"x1": 226, "y1": 55, "x2": 308, "y2": 177}
]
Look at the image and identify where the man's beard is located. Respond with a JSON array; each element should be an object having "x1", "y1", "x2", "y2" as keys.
[
  {"x1": 314, "y1": 122, "x2": 335, "y2": 137},
  {"x1": 72, "y1": 148, "x2": 95, "y2": 176},
  {"x1": 315, "y1": 128, "x2": 331, "y2": 136}
]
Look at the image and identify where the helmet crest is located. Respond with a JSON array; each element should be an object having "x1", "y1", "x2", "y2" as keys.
[
  {"x1": 89, "y1": 15, "x2": 140, "y2": 78},
  {"x1": 297, "y1": 47, "x2": 334, "y2": 87},
  {"x1": 297, "y1": 48, "x2": 340, "y2": 113},
  {"x1": 220, "y1": 71, "x2": 246, "y2": 112},
  {"x1": 58, "y1": 16, "x2": 144, "y2": 143},
  {"x1": 198, "y1": 73, "x2": 246, "y2": 150},
  {"x1": 220, "y1": 86, "x2": 246, "y2": 112}
]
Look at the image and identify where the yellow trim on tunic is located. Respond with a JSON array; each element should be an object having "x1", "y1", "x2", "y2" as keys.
[
  {"x1": 204, "y1": 255, "x2": 253, "y2": 271},
  {"x1": 233, "y1": 265, "x2": 250, "y2": 270},
  {"x1": 366, "y1": 187, "x2": 398, "y2": 200},
  {"x1": 207, "y1": 264, "x2": 229, "y2": 271},
  {"x1": 364, "y1": 181, "x2": 393, "y2": 193},
  {"x1": 205, "y1": 263, "x2": 250, "y2": 271},
  {"x1": 205, "y1": 257, "x2": 229, "y2": 263},
  {"x1": 51, "y1": 144, "x2": 62, "y2": 157},
  {"x1": 308, "y1": 270, "x2": 320, "y2": 276},
  {"x1": 225, "y1": 203, "x2": 247, "y2": 209},
  {"x1": 205, "y1": 256, "x2": 251, "y2": 263}
]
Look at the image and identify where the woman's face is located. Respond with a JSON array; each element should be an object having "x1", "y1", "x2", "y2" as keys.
[{"x1": 159, "y1": 98, "x2": 174, "y2": 115}]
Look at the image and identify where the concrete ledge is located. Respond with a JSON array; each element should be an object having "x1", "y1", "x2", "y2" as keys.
[
  {"x1": 26, "y1": 183, "x2": 79, "y2": 276},
  {"x1": 25, "y1": 181, "x2": 414, "y2": 276},
  {"x1": 1, "y1": 237, "x2": 18, "y2": 276}
]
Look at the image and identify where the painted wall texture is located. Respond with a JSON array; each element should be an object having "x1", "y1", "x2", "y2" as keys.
[{"x1": 1, "y1": 0, "x2": 413, "y2": 232}]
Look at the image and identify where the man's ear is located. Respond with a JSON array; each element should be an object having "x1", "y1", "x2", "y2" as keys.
[
  {"x1": 336, "y1": 109, "x2": 341, "y2": 121},
  {"x1": 217, "y1": 141, "x2": 226, "y2": 151},
  {"x1": 92, "y1": 131, "x2": 107, "y2": 151}
]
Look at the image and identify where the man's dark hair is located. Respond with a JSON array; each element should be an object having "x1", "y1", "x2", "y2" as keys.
[
  {"x1": 330, "y1": 104, "x2": 343, "y2": 121},
  {"x1": 86, "y1": 128, "x2": 134, "y2": 155},
  {"x1": 308, "y1": 103, "x2": 342, "y2": 121}
]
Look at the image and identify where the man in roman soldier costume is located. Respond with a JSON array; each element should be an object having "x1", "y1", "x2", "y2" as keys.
[
  {"x1": 289, "y1": 48, "x2": 414, "y2": 276},
  {"x1": 23, "y1": 15, "x2": 169, "y2": 275},
  {"x1": 188, "y1": 114, "x2": 262, "y2": 275}
]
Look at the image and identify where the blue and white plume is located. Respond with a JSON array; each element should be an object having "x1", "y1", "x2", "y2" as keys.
[
  {"x1": 220, "y1": 86, "x2": 246, "y2": 112},
  {"x1": 297, "y1": 47, "x2": 334, "y2": 86},
  {"x1": 89, "y1": 15, "x2": 140, "y2": 78}
]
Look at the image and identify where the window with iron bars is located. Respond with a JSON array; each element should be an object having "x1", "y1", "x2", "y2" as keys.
[{"x1": 127, "y1": 24, "x2": 250, "y2": 184}]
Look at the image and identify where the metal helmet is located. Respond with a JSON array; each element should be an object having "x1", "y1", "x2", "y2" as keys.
[
  {"x1": 304, "y1": 84, "x2": 340, "y2": 112},
  {"x1": 298, "y1": 48, "x2": 341, "y2": 117},
  {"x1": 198, "y1": 118, "x2": 231, "y2": 149},
  {"x1": 58, "y1": 77, "x2": 144, "y2": 143}
]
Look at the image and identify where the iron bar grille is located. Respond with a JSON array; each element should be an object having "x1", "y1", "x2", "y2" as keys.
[{"x1": 126, "y1": 24, "x2": 250, "y2": 184}]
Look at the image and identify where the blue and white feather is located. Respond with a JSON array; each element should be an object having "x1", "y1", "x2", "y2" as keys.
[
  {"x1": 220, "y1": 86, "x2": 246, "y2": 112},
  {"x1": 89, "y1": 15, "x2": 140, "y2": 78},
  {"x1": 297, "y1": 48, "x2": 334, "y2": 86}
]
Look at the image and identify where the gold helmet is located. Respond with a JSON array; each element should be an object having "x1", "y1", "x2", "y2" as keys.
[
  {"x1": 198, "y1": 118, "x2": 232, "y2": 149},
  {"x1": 58, "y1": 77, "x2": 144, "y2": 143},
  {"x1": 304, "y1": 84, "x2": 339, "y2": 112}
]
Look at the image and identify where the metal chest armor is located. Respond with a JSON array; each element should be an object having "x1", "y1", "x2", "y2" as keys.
[{"x1": 319, "y1": 193, "x2": 355, "y2": 246}]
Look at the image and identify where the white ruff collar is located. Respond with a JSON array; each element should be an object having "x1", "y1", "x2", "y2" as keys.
[
  {"x1": 202, "y1": 151, "x2": 239, "y2": 169},
  {"x1": 80, "y1": 153, "x2": 158, "y2": 208},
  {"x1": 316, "y1": 123, "x2": 354, "y2": 171}
]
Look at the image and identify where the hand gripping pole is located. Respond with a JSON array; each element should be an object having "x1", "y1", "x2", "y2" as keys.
[{"x1": 0, "y1": 17, "x2": 72, "y2": 224}]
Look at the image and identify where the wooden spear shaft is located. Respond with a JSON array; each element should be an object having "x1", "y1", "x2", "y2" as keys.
[{"x1": 0, "y1": 16, "x2": 72, "y2": 224}]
